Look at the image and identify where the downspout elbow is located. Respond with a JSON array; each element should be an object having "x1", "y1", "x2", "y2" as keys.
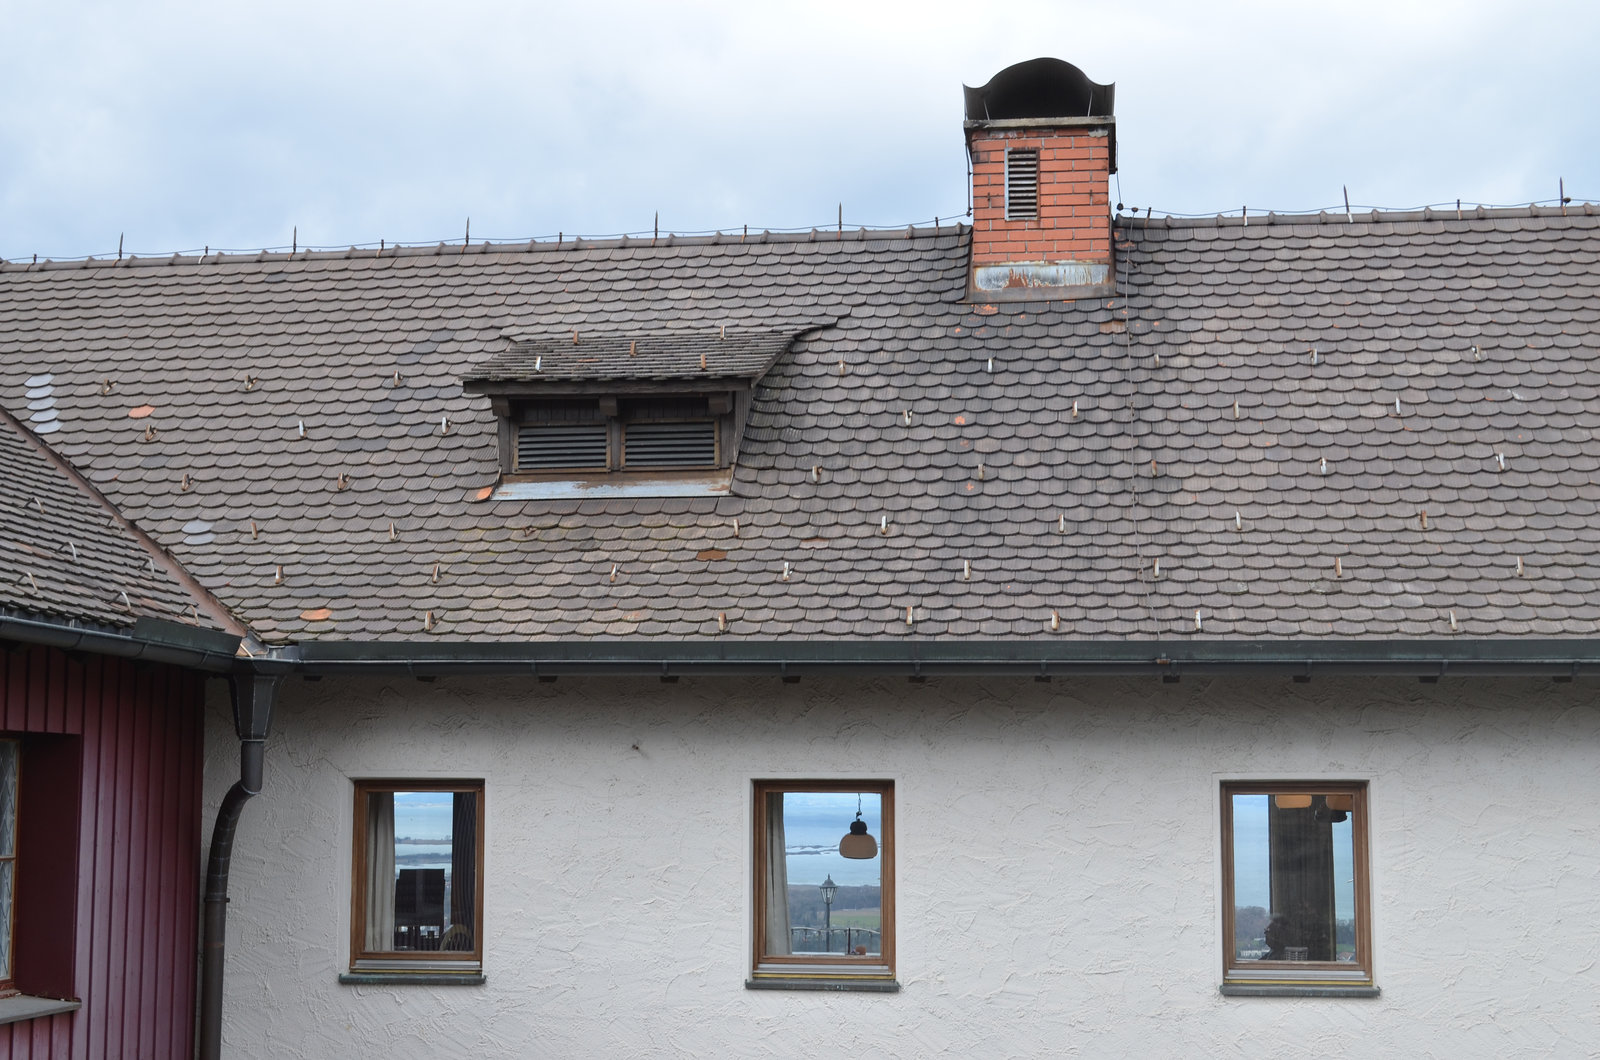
[{"x1": 238, "y1": 737, "x2": 264, "y2": 795}]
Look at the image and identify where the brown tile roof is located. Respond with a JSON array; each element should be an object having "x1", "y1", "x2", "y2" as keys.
[
  {"x1": 2, "y1": 210, "x2": 1598, "y2": 644},
  {"x1": 0, "y1": 405, "x2": 233, "y2": 632}
]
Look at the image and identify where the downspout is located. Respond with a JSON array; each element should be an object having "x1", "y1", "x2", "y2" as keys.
[{"x1": 198, "y1": 666, "x2": 284, "y2": 1060}]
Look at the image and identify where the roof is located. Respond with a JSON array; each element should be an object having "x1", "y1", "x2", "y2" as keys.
[
  {"x1": 0, "y1": 404, "x2": 233, "y2": 634},
  {"x1": 2, "y1": 209, "x2": 1599, "y2": 646}
]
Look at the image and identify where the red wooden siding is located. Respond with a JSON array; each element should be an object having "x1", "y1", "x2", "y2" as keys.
[{"x1": 0, "y1": 645, "x2": 205, "y2": 1060}]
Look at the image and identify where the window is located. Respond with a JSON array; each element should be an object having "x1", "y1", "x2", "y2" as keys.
[
  {"x1": 0, "y1": 734, "x2": 80, "y2": 1011},
  {"x1": 1221, "y1": 782, "x2": 1373, "y2": 992},
  {"x1": 1005, "y1": 147, "x2": 1039, "y2": 220},
  {"x1": 749, "y1": 780, "x2": 895, "y2": 989},
  {"x1": 350, "y1": 780, "x2": 484, "y2": 974}
]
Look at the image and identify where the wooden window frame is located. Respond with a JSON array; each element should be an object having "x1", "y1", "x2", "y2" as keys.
[
  {"x1": 350, "y1": 779, "x2": 485, "y2": 972},
  {"x1": 750, "y1": 779, "x2": 895, "y2": 985},
  {"x1": 1221, "y1": 780, "x2": 1373, "y2": 987},
  {"x1": 0, "y1": 739, "x2": 16, "y2": 998},
  {"x1": 500, "y1": 392, "x2": 734, "y2": 479}
]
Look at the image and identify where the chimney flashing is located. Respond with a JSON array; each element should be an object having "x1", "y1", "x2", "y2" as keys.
[{"x1": 968, "y1": 262, "x2": 1113, "y2": 301}]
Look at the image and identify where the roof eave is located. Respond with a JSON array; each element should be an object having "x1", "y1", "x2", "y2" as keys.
[{"x1": 270, "y1": 638, "x2": 1600, "y2": 680}]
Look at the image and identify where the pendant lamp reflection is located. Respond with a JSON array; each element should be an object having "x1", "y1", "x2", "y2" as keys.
[{"x1": 839, "y1": 793, "x2": 878, "y2": 860}]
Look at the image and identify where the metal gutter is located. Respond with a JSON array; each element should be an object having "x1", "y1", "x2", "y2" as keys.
[
  {"x1": 274, "y1": 638, "x2": 1600, "y2": 679},
  {"x1": 0, "y1": 611, "x2": 242, "y2": 672}
]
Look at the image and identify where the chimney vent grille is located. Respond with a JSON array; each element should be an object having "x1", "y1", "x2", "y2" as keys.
[{"x1": 1006, "y1": 148, "x2": 1040, "y2": 220}]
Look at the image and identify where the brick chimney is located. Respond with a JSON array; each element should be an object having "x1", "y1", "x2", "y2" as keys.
[{"x1": 964, "y1": 58, "x2": 1116, "y2": 299}]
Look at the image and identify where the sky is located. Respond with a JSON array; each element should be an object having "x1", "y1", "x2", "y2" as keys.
[{"x1": 2, "y1": 0, "x2": 1595, "y2": 262}]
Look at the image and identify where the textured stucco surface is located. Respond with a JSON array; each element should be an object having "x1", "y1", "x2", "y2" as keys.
[{"x1": 203, "y1": 674, "x2": 1600, "y2": 1057}]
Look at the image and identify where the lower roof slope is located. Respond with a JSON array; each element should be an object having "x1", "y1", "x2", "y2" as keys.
[
  {"x1": 1, "y1": 212, "x2": 1598, "y2": 644},
  {"x1": 0, "y1": 406, "x2": 230, "y2": 633}
]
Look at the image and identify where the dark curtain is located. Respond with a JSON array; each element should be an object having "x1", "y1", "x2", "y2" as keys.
[
  {"x1": 450, "y1": 792, "x2": 478, "y2": 947},
  {"x1": 1267, "y1": 797, "x2": 1336, "y2": 961}
]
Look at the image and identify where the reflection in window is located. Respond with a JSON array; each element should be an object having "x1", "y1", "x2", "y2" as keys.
[
  {"x1": 1223, "y1": 783, "x2": 1371, "y2": 984},
  {"x1": 353, "y1": 782, "x2": 483, "y2": 968},
  {"x1": 752, "y1": 781, "x2": 894, "y2": 980}
]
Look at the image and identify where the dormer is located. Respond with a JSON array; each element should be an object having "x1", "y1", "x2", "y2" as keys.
[{"x1": 463, "y1": 327, "x2": 804, "y2": 499}]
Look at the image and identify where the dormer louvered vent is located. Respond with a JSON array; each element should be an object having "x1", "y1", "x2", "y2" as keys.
[
  {"x1": 1005, "y1": 148, "x2": 1039, "y2": 220},
  {"x1": 517, "y1": 424, "x2": 608, "y2": 470},
  {"x1": 508, "y1": 396, "x2": 721, "y2": 473},
  {"x1": 513, "y1": 400, "x2": 607, "y2": 471},
  {"x1": 621, "y1": 396, "x2": 716, "y2": 468},
  {"x1": 624, "y1": 422, "x2": 717, "y2": 468}
]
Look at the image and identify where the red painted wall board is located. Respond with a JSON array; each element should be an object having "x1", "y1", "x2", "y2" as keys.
[{"x1": 0, "y1": 646, "x2": 205, "y2": 1060}]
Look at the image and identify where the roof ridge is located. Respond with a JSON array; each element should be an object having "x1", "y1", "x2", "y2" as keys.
[
  {"x1": 0, "y1": 224, "x2": 974, "y2": 273},
  {"x1": 1118, "y1": 202, "x2": 1597, "y2": 231}
]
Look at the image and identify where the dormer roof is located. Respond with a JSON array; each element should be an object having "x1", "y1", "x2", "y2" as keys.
[{"x1": 464, "y1": 328, "x2": 809, "y2": 389}]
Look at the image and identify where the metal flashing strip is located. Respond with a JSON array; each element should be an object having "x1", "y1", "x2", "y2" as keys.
[
  {"x1": 491, "y1": 472, "x2": 733, "y2": 500},
  {"x1": 0, "y1": 996, "x2": 82, "y2": 1026},
  {"x1": 273, "y1": 639, "x2": 1600, "y2": 679}
]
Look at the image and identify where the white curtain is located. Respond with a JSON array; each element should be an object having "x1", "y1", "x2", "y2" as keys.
[
  {"x1": 764, "y1": 793, "x2": 791, "y2": 956},
  {"x1": 365, "y1": 792, "x2": 396, "y2": 951}
]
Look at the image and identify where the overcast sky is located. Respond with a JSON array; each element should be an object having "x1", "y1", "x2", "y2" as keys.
[{"x1": 2, "y1": 0, "x2": 1594, "y2": 261}]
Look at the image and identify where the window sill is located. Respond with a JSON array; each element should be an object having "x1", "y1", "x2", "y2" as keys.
[
  {"x1": 745, "y1": 977, "x2": 899, "y2": 993},
  {"x1": 339, "y1": 973, "x2": 486, "y2": 987},
  {"x1": 0, "y1": 995, "x2": 82, "y2": 1026},
  {"x1": 1220, "y1": 983, "x2": 1380, "y2": 999}
]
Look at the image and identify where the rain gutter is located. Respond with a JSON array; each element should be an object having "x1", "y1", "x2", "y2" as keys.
[
  {"x1": 271, "y1": 638, "x2": 1600, "y2": 680},
  {"x1": 0, "y1": 610, "x2": 241, "y2": 672}
]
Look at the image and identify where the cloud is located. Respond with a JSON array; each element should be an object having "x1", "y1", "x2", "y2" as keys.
[{"x1": 2, "y1": 0, "x2": 1594, "y2": 259}]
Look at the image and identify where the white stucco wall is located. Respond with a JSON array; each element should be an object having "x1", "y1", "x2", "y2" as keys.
[{"x1": 204, "y1": 673, "x2": 1600, "y2": 1057}]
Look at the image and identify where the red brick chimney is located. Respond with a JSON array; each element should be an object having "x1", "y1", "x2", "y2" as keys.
[{"x1": 964, "y1": 59, "x2": 1116, "y2": 299}]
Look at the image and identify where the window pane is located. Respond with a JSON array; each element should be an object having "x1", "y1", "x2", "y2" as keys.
[
  {"x1": 363, "y1": 789, "x2": 478, "y2": 954},
  {"x1": 0, "y1": 741, "x2": 15, "y2": 859},
  {"x1": 1231, "y1": 792, "x2": 1357, "y2": 963},
  {"x1": 768, "y1": 792, "x2": 882, "y2": 957}
]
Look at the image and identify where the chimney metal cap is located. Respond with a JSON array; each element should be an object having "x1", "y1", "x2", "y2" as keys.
[{"x1": 963, "y1": 58, "x2": 1115, "y2": 123}]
